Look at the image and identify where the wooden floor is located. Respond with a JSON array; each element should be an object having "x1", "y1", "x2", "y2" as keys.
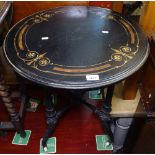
[
  {"x1": 1, "y1": 86, "x2": 155, "y2": 153},
  {"x1": 0, "y1": 92, "x2": 111, "y2": 154}
]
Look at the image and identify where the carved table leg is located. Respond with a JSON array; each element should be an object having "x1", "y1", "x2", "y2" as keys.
[
  {"x1": 72, "y1": 87, "x2": 114, "y2": 143},
  {"x1": 0, "y1": 75, "x2": 26, "y2": 138},
  {"x1": 93, "y1": 85, "x2": 115, "y2": 146},
  {"x1": 42, "y1": 105, "x2": 57, "y2": 151},
  {"x1": 42, "y1": 89, "x2": 72, "y2": 151},
  {"x1": 78, "y1": 85, "x2": 130, "y2": 153},
  {"x1": 95, "y1": 108, "x2": 114, "y2": 142}
]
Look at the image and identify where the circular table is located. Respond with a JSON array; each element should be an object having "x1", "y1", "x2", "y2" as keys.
[
  {"x1": 4, "y1": 6, "x2": 149, "y2": 89},
  {"x1": 3, "y1": 6, "x2": 149, "y2": 153}
]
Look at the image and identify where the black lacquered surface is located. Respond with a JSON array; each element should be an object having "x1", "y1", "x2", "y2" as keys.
[{"x1": 4, "y1": 6, "x2": 149, "y2": 89}]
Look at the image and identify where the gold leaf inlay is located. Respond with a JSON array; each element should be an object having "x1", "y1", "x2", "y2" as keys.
[
  {"x1": 120, "y1": 19, "x2": 135, "y2": 44},
  {"x1": 18, "y1": 25, "x2": 29, "y2": 50},
  {"x1": 53, "y1": 64, "x2": 111, "y2": 73},
  {"x1": 27, "y1": 53, "x2": 47, "y2": 65}
]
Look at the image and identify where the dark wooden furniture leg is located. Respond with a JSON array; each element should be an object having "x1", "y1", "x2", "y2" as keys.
[
  {"x1": 0, "y1": 74, "x2": 26, "y2": 138},
  {"x1": 77, "y1": 86, "x2": 115, "y2": 144},
  {"x1": 96, "y1": 84, "x2": 115, "y2": 143},
  {"x1": 42, "y1": 89, "x2": 72, "y2": 151},
  {"x1": 72, "y1": 86, "x2": 114, "y2": 146},
  {"x1": 42, "y1": 104, "x2": 57, "y2": 151},
  {"x1": 40, "y1": 85, "x2": 133, "y2": 153}
]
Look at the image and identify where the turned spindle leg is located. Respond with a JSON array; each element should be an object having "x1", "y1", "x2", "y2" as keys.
[{"x1": 0, "y1": 75, "x2": 26, "y2": 138}]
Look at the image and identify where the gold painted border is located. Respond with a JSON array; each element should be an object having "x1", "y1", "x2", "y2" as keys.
[{"x1": 13, "y1": 8, "x2": 139, "y2": 76}]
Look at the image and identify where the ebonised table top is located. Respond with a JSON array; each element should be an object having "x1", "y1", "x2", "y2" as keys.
[{"x1": 4, "y1": 6, "x2": 149, "y2": 89}]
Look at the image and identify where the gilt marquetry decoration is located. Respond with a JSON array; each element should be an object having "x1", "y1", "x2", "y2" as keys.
[{"x1": 4, "y1": 6, "x2": 149, "y2": 89}]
